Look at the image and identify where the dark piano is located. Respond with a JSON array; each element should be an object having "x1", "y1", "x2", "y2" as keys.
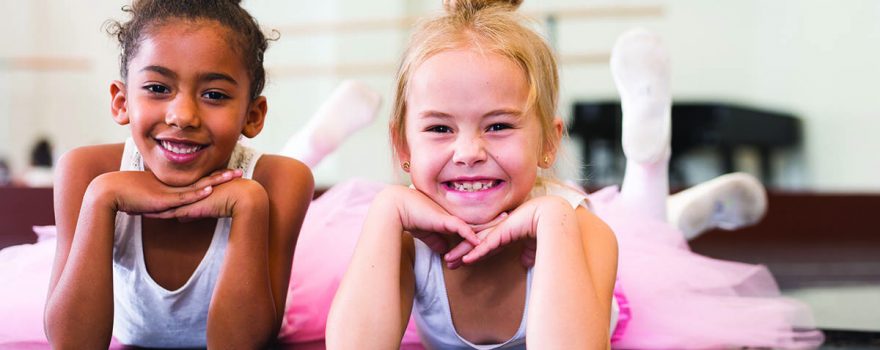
[{"x1": 568, "y1": 101, "x2": 802, "y2": 187}]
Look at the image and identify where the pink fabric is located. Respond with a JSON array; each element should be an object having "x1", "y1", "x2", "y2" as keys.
[
  {"x1": 0, "y1": 237, "x2": 54, "y2": 343},
  {"x1": 278, "y1": 179, "x2": 422, "y2": 347},
  {"x1": 0, "y1": 182, "x2": 823, "y2": 349},
  {"x1": 610, "y1": 282, "x2": 631, "y2": 344},
  {"x1": 590, "y1": 186, "x2": 824, "y2": 349},
  {"x1": 0, "y1": 227, "x2": 129, "y2": 347}
]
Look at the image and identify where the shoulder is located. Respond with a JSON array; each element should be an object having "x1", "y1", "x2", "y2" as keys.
[
  {"x1": 575, "y1": 206, "x2": 618, "y2": 253},
  {"x1": 252, "y1": 154, "x2": 315, "y2": 205},
  {"x1": 56, "y1": 143, "x2": 124, "y2": 187}
]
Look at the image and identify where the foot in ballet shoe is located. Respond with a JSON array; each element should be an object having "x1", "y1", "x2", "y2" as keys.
[
  {"x1": 280, "y1": 80, "x2": 382, "y2": 168},
  {"x1": 667, "y1": 172, "x2": 768, "y2": 240},
  {"x1": 610, "y1": 28, "x2": 672, "y2": 164}
]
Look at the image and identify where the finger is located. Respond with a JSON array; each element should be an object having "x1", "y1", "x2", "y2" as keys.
[
  {"x1": 167, "y1": 185, "x2": 214, "y2": 208},
  {"x1": 469, "y1": 212, "x2": 508, "y2": 232},
  {"x1": 143, "y1": 209, "x2": 178, "y2": 219},
  {"x1": 463, "y1": 227, "x2": 513, "y2": 264},
  {"x1": 521, "y1": 254, "x2": 535, "y2": 268},
  {"x1": 444, "y1": 240, "x2": 474, "y2": 264},
  {"x1": 444, "y1": 218, "x2": 480, "y2": 246},
  {"x1": 446, "y1": 259, "x2": 464, "y2": 270},
  {"x1": 144, "y1": 200, "x2": 211, "y2": 221},
  {"x1": 455, "y1": 228, "x2": 496, "y2": 264},
  {"x1": 189, "y1": 169, "x2": 242, "y2": 190}
]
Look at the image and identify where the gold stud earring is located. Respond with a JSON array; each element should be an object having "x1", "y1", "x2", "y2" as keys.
[
  {"x1": 402, "y1": 161, "x2": 411, "y2": 172},
  {"x1": 542, "y1": 155, "x2": 551, "y2": 165}
]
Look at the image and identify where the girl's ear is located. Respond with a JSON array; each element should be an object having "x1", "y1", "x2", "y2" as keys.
[
  {"x1": 241, "y1": 96, "x2": 268, "y2": 138},
  {"x1": 394, "y1": 141, "x2": 411, "y2": 173},
  {"x1": 110, "y1": 81, "x2": 130, "y2": 125},
  {"x1": 539, "y1": 117, "x2": 565, "y2": 168},
  {"x1": 553, "y1": 117, "x2": 564, "y2": 147}
]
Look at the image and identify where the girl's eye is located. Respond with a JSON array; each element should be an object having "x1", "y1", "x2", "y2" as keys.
[
  {"x1": 426, "y1": 125, "x2": 451, "y2": 133},
  {"x1": 203, "y1": 91, "x2": 229, "y2": 100},
  {"x1": 487, "y1": 123, "x2": 513, "y2": 132},
  {"x1": 144, "y1": 84, "x2": 169, "y2": 94}
]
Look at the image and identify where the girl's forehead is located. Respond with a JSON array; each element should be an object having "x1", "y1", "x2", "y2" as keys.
[
  {"x1": 138, "y1": 19, "x2": 242, "y2": 60},
  {"x1": 130, "y1": 21, "x2": 248, "y2": 78},
  {"x1": 406, "y1": 49, "x2": 529, "y2": 114}
]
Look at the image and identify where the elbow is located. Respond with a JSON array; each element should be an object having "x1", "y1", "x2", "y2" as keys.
[
  {"x1": 207, "y1": 309, "x2": 276, "y2": 350},
  {"x1": 208, "y1": 327, "x2": 275, "y2": 350}
]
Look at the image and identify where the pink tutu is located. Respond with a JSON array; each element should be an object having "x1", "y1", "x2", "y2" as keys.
[
  {"x1": 589, "y1": 186, "x2": 824, "y2": 349},
  {"x1": 0, "y1": 180, "x2": 821, "y2": 349}
]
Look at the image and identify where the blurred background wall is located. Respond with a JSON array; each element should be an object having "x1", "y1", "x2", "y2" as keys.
[{"x1": 0, "y1": 0, "x2": 877, "y2": 191}]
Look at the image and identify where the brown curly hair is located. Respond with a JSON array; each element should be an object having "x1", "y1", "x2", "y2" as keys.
[{"x1": 105, "y1": 0, "x2": 272, "y2": 100}]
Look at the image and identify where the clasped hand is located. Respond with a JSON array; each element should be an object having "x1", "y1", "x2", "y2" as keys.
[
  {"x1": 394, "y1": 187, "x2": 568, "y2": 269},
  {"x1": 89, "y1": 168, "x2": 258, "y2": 221}
]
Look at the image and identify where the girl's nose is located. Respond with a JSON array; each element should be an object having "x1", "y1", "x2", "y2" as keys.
[
  {"x1": 165, "y1": 95, "x2": 201, "y2": 129},
  {"x1": 452, "y1": 136, "x2": 487, "y2": 167}
]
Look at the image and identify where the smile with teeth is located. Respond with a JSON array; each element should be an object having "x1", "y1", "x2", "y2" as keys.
[
  {"x1": 446, "y1": 180, "x2": 501, "y2": 192},
  {"x1": 159, "y1": 140, "x2": 204, "y2": 155}
]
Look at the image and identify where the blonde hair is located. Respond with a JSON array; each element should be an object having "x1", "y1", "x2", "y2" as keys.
[{"x1": 389, "y1": 0, "x2": 561, "y2": 174}]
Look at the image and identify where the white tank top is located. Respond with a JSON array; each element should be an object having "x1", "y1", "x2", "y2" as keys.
[
  {"x1": 111, "y1": 138, "x2": 261, "y2": 347},
  {"x1": 412, "y1": 181, "x2": 619, "y2": 349}
]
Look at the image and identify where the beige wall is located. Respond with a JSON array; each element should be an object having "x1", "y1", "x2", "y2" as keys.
[{"x1": 1, "y1": 0, "x2": 877, "y2": 191}]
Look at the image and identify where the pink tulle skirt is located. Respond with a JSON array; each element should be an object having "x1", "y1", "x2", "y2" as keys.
[
  {"x1": 282, "y1": 180, "x2": 823, "y2": 348},
  {"x1": 589, "y1": 186, "x2": 824, "y2": 349},
  {"x1": 0, "y1": 179, "x2": 822, "y2": 349}
]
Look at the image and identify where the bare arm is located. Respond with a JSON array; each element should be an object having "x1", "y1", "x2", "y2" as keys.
[
  {"x1": 578, "y1": 206, "x2": 619, "y2": 346},
  {"x1": 45, "y1": 145, "x2": 253, "y2": 348},
  {"x1": 259, "y1": 156, "x2": 314, "y2": 334},
  {"x1": 44, "y1": 146, "x2": 122, "y2": 349},
  {"x1": 206, "y1": 156, "x2": 314, "y2": 347},
  {"x1": 460, "y1": 195, "x2": 616, "y2": 349},
  {"x1": 205, "y1": 179, "x2": 275, "y2": 348},
  {"x1": 527, "y1": 198, "x2": 617, "y2": 349},
  {"x1": 326, "y1": 186, "x2": 477, "y2": 348},
  {"x1": 326, "y1": 187, "x2": 416, "y2": 348}
]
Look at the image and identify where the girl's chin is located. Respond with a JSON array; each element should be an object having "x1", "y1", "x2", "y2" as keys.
[
  {"x1": 450, "y1": 209, "x2": 504, "y2": 226},
  {"x1": 149, "y1": 168, "x2": 203, "y2": 187}
]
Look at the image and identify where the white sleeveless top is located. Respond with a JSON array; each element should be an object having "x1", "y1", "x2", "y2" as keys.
[
  {"x1": 111, "y1": 138, "x2": 261, "y2": 348},
  {"x1": 412, "y1": 181, "x2": 619, "y2": 349}
]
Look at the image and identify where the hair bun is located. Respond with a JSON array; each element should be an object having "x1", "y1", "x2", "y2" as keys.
[{"x1": 442, "y1": 0, "x2": 523, "y2": 13}]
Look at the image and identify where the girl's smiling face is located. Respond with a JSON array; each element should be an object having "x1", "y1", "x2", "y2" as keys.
[
  {"x1": 401, "y1": 48, "x2": 548, "y2": 225},
  {"x1": 111, "y1": 20, "x2": 265, "y2": 187}
]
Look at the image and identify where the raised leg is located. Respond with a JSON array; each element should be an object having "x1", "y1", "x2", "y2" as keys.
[
  {"x1": 611, "y1": 28, "x2": 672, "y2": 221},
  {"x1": 667, "y1": 172, "x2": 768, "y2": 240},
  {"x1": 280, "y1": 80, "x2": 382, "y2": 168}
]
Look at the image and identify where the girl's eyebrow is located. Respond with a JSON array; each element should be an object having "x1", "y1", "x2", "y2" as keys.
[
  {"x1": 418, "y1": 110, "x2": 452, "y2": 119},
  {"x1": 140, "y1": 65, "x2": 176, "y2": 79},
  {"x1": 139, "y1": 65, "x2": 238, "y2": 86},
  {"x1": 200, "y1": 72, "x2": 238, "y2": 86},
  {"x1": 484, "y1": 108, "x2": 522, "y2": 118},
  {"x1": 418, "y1": 109, "x2": 523, "y2": 119}
]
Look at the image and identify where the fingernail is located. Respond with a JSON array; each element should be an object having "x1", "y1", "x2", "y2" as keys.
[{"x1": 203, "y1": 185, "x2": 212, "y2": 193}]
